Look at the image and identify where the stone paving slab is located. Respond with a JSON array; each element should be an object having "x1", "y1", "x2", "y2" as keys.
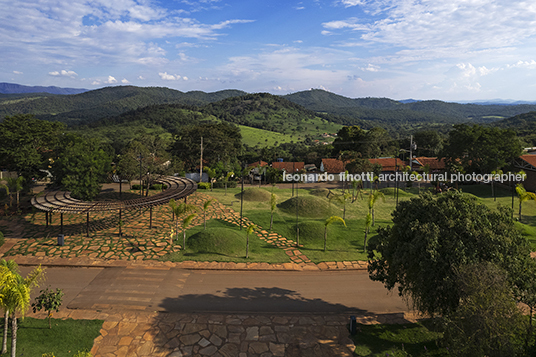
[{"x1": 29, "y1": 309, "x2": 418, "y2": 357}]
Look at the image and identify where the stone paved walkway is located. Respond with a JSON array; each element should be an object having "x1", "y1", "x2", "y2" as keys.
[{"x1": 30, "y1": 308, "x2": 417, "y2": 357}]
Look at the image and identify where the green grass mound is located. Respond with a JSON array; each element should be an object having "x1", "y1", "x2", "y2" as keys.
[
  {"x1": 278, "y1": 196, "x2": 331, "y2": 218},
  {"x1": 235, "y1": 188, "x2": 272, "y2": 202},
  {"x1": 297, "y1": 221, "x2": 325, "y2": 244},
  {"x1": 378, "y1": 187, "x2": 412, "y2": 197},
  {"x1": 308, "y1": 188, "x2": 330, "y2": 197},
  {"x1": 187, "y1": 228, "x2": 244, "y2": 256}
]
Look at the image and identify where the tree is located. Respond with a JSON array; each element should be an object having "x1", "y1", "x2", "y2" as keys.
[
  {"x1": 169, "y1": 199, "x2": 197, "y2": 247},
  {"x1": 224, "y1": 171, "x2": 234, "y2": 195},
  {"x1": 363, "y1": 211, "x2": 372, "y2": 253},
  {"x1": 201, "y1": 199, "x2": 214, "y2": 230},
  {"x1": 0, "y1": 261, "x2": 44, "y2": 357},
  {"x1": 367, "y1": 191, "x2": 532, "y2": 316},
  {"x1": 181, "y1": 214, "x2": 197, "y2": 250},
  {"x1": 5, "y1": 176, "x2": 24, "y2": 208},
  {"x1": 270, "y1": 193, "x2": 277, "y2": 231},
  {"x1": 246, "y1": 224, "x2": 256, "y2": 259},
  {"x1": 0, "y1": 260, "x2": 18, "y2": 354},
  {"x1": 323, "y1": 216, "x2": 346, "y2": 252},
  {"x1": 0, "y1": 114, "x2": 65, "y2": 179},
  {"x1": 31, "y1": 286, "x2": 64, "y2": 329},
  {"x1": 172, "y1": 122, "x2": 242, "y2": 171},
  {"x1": 52, "y1": 136, "x2": 111, "y2": 201},
  {"x1": 368, "y1": 190, "x2": 385, "y2": 226},
  {"x1": 206, "y1": 168, "x2": 217, "y2": 191},
  {"x1": 442, "y1": 262, "x2": 524, "y2": 356},
  {"x1": 440, "y1": 124, "x2": 522, "y2": 174},
  {"x1": 516, "y1": 183, "x2": 536, "y2": 222}
]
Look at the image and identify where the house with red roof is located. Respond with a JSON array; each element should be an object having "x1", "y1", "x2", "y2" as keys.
[
  {"x1": 271, "y1": 161, "x2": 304, "y2": 173},
  {"x1": 368, "y1": 158, "x2": 408, "y2": 173},
  {"x1": 248, "y1": 161, "x2": 269, "y2": 168},
  {"x1": 320, "y1": 158, "x2": 344, "y2": 174},
  {"x1": 413, "y1": 157, "x2": 446, "y2": 172},
  {"x1": 515, "y1": 155, "x2": 536, "y2": 191}
]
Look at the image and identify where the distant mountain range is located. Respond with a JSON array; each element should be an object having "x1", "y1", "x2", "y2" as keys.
[
  {"x1": 0, "y1": 82, "x2": 89, "y2": 95},
  {"x1": 2, "y1": 83, "x2": 536, "y2": 140}
]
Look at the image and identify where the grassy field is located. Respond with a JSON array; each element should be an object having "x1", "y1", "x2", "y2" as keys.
[
  {"x1": 204, "y1": 182, "x2": 536, "y2": 263},
  {"x1": 0, "y1": 317, "x2": 103, "y2": 357},
  {"x1": 239, "y1": 125, "x2": 295, "y2": 147}
]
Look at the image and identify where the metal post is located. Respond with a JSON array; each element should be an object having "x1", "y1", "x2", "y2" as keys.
[
  {"x1": 150, "y1": 207, "x2": 153, "y2": 229},
  {"x1": 86, "y1": 212, "x2": 90, "y2": 237},
  {"x1": 296, "y1": 174, "x2": 299, "y2": 247},
  {"x1": 46, "y1": 211, "x2": 49, "y2": 228},
  {"x1": 139, "y1": 152, "x2": 143, "y2": 197},
  {"x1": 60, "y1": 213, "x2": 64, "y2": 235},
  {"x1": 119, "y1": 209, "x2": 122, "y2": 237}
]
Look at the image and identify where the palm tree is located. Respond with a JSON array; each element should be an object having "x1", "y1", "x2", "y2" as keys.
[
  {"x1": 246, "y1": 224, "x2": 256, "y2": 258},
  {"x1": 363, "y1": 211, "x2": 373, "y2": 253},
  {"x1": 516, "y1": 184, "x2": 536, "y2": 222},
  {"x1": 351, "y1": 179, "x2": 363, "y2": 203},
  {"x1": 269, "y1": 193, "x2": 276, "y2": 231},
  {"x1": 368, "y1": 190, "x2": 385, "y2": 226},
  {"x1": 206, "y1": 168, "x2": 217, "y2": 191},
  {"x1": 0, "y1": 261, "x2": 44, "y2": 357},
  {"x1": 6, "y1": 176, "x2": 24, "y2": 208},
  {"x1": 0, "y1": 260, "x2": 18, "y2": 354},
  {"x1": 201, "y1": 199, "x2": 214, "y2": 230},
  {"x1": 323, "y1": 216, "x2": 346, "y2": 252},
  {"x1": 169, "y1": 199, "x2": 197, "y2": 246},
  {"x1": 181, "y1": 213, "x2": 197, "y2": 250}
]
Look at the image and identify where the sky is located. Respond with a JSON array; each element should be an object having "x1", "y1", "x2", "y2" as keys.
[{"x1": 2, "y1": 0, "x2": 536, "y2": 101}]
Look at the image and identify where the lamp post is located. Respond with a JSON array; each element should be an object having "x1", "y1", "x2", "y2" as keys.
[{"x1": 138, "y1": 153, "x2": 143, "y2": 197}]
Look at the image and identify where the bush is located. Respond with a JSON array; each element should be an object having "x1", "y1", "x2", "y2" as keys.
[
  {"x1": 131, "y1": 184, "x2": 142, "y2": 190},
  {"x1": 197, "y1": 182, "x2": 210, "y2": 190},
  {"x1": 213, "y1": 181, "x2": 237, "y2": 189},
  {"x1": 150, "y1": 184, "x2": 164, "y2": 190},
  {"x1": 0, "y1": 231, "x2": 4, "y2": 248}
]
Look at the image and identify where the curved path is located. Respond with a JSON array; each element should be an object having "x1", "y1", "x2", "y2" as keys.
[{"x1": 31, "y1": 176, "x2": 197, "y2": 213}]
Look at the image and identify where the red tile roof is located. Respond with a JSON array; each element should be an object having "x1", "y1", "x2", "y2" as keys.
[
  {"x1": 414, "y1": 157, "x2": 446, "y2": 170},
  {"x1": 271, "y1": 162, "x2": 304, "y2": 172},
  {"x1": 248, "y1": 161, "x2": 269, "y2": 167},
  {"x1": 520, "y1": 155, "x2": 536, "y2": 168},
  {"x1": 368, "y1": 158, "x2": 408, "y2": 172},
  {"x1": 321, "y1": 158, "x2": 345, "y2": 173}
]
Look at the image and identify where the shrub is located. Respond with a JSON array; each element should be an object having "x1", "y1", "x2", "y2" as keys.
[
  {"x1": 150, "y1": 184, "x2": 164, "y2": 190},
  {"x1": 0, "y1": 231, "x2": 4, "y2": 248},
  {"x1": 197, "y1": 182, "x2": 210, "y2": 190},
  {"x1": 213, "y1": 181, "x2": 237, "y2": 189}
]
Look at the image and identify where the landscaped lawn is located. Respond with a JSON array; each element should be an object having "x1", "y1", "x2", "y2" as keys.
[
  {"x1": 0, "y1": 317, "x2": 103, "y2": 357},
  {"x1": 352, "y1": 320, "x2": 446, "y2": 356},
  {"x1": 160, "y1": 218, "x2": 291, "y2": 263}
]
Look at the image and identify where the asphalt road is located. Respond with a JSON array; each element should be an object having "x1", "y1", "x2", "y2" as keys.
[{"x1": 20, "y1": 266, "x2": 408, "y2": 314}]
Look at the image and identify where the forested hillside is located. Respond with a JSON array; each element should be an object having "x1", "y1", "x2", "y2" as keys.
[
  {"x1": 493, "y1": 111, "x2": 536, "y2": 146},
  {"x1": 0, "y1": 86, "x2": 246, "y2": 126}
]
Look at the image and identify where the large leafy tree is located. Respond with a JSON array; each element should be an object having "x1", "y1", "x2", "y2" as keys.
[
  {"x1": 172, "y1": 122, "x2": 242, "y2": 171},
  {"x1": 367, "y1": 191, "x2": 533, "y2": 316},
  {"x1": 51, "y1": 135, "x2": 111, "y2": 200},
  {"x1": 439, "y1": 124, "x2": 522, "y2": 174},
  {"x1": 0, "y1": 114, "x2": 65, "y2": 179}
]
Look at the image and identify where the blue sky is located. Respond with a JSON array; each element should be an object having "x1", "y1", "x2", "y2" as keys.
[{"x1": 2, "y1": 0, "x2": 536, "y2": 101}]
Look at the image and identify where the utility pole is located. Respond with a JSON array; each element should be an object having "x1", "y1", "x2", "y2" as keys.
[
  {"x1": 200, "y1": 136, "x2": 203, "y2": 182},
  {"x1": 409, "y1": 135, "x2": 413, "y2": 171}
]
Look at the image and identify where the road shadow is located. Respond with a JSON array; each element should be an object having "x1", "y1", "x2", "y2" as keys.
[{"x1": 160, "y1": 286, "x2": 368, "y2": 314}]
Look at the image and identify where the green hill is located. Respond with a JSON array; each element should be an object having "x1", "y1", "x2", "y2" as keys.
[
  {"x1": 0, "y1": 86, "x2": 246, "y2": 125},
  {"x1": 493, "y1": 111, "x2": 536, "y2": 146}
]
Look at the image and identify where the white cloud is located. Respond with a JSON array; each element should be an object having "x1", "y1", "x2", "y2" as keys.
[
  {"x1": 508, "y1": 60, "x2": 536, "y2": 69},
  {"x1": 121, "y1": 78, "x2": 130, "y2": 84},
  {"x1": 159, "y1": 72, "x2": 181, "y2": 80},
  {"x1": 360, "y1": 64, "x2": 380, "y2": 72},
  {"x1": 48, "y1": 69, "x2": 78, "y2": 77},
  {"x1": 12, "y1": 71, "x2": 23, "y2": 75},
  {"x1": 105, "y1": 76, "x2": 117, "y2": 83},
  {"x1": 324, "y1": 0, "x2": 536, "y2": 57}
]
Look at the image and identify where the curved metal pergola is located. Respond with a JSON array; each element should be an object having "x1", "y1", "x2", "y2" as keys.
[{"x1": 31, "y1": 176, "x2": 197, "y2": 237}]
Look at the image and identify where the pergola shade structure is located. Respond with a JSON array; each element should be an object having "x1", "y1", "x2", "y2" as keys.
[{"x1": 31, "y1": 176, "x2": 197, "y2": 237}]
